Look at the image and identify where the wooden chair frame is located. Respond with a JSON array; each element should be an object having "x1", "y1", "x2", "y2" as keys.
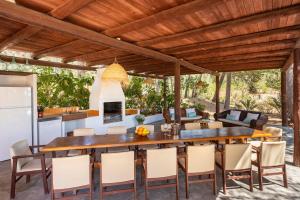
[
  {"x1": 10, "y1": 145, "x2": 51, "y2": 199},
  {"x1": 99, "y1": 160, "x2": 137, "y2": 200},
  {"x1": 252, "y1": 147, "x2": 288, "y2": 191},
  {"x1": 178, "y1": 154, "x2": 216, "y2": 198},
  {"x1": 216, "y1": 148, "x2": 253, "y2": 194},
  {"x1": 142, "y1": 155, "x2": 179, "y2": 200},
  {"x1": 51, "y1": 163, "x2": 93, "y2": 200}
]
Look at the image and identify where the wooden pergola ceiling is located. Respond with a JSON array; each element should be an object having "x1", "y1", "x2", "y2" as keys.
[{"x1": 0, "y1": 0, "x2": 299, "y2": 76}]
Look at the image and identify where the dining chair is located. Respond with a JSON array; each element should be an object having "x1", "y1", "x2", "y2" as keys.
[
  {"x1": 178, "y1": 144, "x2": 216, "y2": 198},
  {"x1": 142, "y1": 147, "x2": 179, "y2": 200},
  {"x1": 100, "y1": 151, "x2": 136, "y2": 200},
  {"x1": 216, "y1": 143, "x2": 253, "y2": 194},
  {"x1": 106, "y1": 126, "x2": 130, "y2": 152},
  {"x1": 51, "y1": 155, "x2": 92, "y2": 200},
  {"x1": 250, "y1": 126, "x2": 283, "y2": 148},
  {"x1": 68, "y1": 128, "x2": 95, "y2": 157},
  {"x1": 252, "y1": 141, "x2": 287, "y2": 190},
  {"x1": 136, "y1": 125, "x2": 158, "y2": 150},
  {"x1": 184, "y1": 122, "x2": 201, "y2": 130},
  {"x1": 10, "y1": 139, "x2": 52, "y2": 199}
]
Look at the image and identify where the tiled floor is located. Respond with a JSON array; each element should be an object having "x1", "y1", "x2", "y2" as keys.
[{"x1": 1, "y1": 125, "x2": 300, "y2": 200}]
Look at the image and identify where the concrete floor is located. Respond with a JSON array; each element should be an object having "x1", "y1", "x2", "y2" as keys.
[{"x1": 1, "y1": 126, "x2": 300, "y2": 200}]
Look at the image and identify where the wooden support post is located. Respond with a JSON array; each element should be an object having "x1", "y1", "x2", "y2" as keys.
[
  {"x1": 293, "y1": 48, "x2": 300, "y2": 166},
  {"x1": 174, "y1": 62, "x2": 181, "y2": 124},
  {"x1": 215, "y1": 74, "x2": 220, "y2": 115},
  {"x1": 281, "y1": 69, "x2": 288, "y2": 126},
  {"x1": 163, "y1": 77, "x2": 167, "y2": 110}
]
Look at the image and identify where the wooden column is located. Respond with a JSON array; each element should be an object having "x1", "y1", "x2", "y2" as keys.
[
  {"x1": 163, "y1": 77, "x2": 167, "y2": 110},
  {"x1": 174, "y1": 62, "x2": 181, "y2": 123},
  {"x1": 281, "y1": 69, "x2": 288, "y2": 126},
  {"x1": 293, "y1": 48, "x2": 300, "y2": 166},
  {"x1": 215, "y1": 74, "x2": 220, "y2": 115}
]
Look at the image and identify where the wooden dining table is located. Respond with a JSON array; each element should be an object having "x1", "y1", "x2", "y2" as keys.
[{"x1": 41, "y1": 127, "x2": 272, "y2": 152}]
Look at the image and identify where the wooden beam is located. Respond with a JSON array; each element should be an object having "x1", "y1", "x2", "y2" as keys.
[
  {"x1": 87, "y1": 55, "x2": 146, "y2": 66},
  {"x1": 63, "y1": 48, "x2": 128, "y2": 63},
  {"x1": 162, "y1": 26, "x2": 300, "y2": 54},
  {"x1": 0, "y1": 1, "x2": 214, "y2": 75},
  {"x1": 127, "y1": 72, "x2": 164, "y2": 79},
  {"x1": 281, "y1": 70, "x2": 288, "y2": 126},
  {"x1": 0, "y1": 25, "x2": 40, "y2": 52},
  {"x1": 32, "y1": 39, "x2": 84, "y2": 59},
  {"x1": 137, "y1": 4, "x2": 300, "y2": 46},
  {"x1": 49, "y1": 0, "x2": 94, "y2": 19},
  {"x1": 174, "y1": 62, "x2": 181, "y2": 123},
  {"x1": 293, "y1": 48, "x2": 300, "y2": 166},
  {"x1": 0, "y1": 55, "x2": 95, "y2": 71},
  {"x1": 103, "y1": 0, "x2": 222, "y2": 37}
]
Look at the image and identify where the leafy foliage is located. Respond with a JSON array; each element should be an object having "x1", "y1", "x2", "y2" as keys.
[
  {"x1": 267, "y1": 96, "x2": 281, "y2": 114},
  {"x1": 236, "y1": 98, "x2": 258, "y2": 111},
  {"x1": 37, "y1": 67, "x2": 94, "y2": 109}
]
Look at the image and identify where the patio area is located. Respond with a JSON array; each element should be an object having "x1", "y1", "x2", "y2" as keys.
[{"x1": 0, "y1": 125, "x2": 299, "y2": 200}]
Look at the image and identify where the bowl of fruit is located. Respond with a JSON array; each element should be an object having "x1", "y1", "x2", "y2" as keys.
[{"x1": 135, "y1": 127, "x2": 150, "y2": 136}]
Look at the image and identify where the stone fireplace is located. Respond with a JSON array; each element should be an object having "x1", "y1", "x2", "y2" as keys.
[{"x1": 89, "y1": 69, "x2": 125, "y2": 125}]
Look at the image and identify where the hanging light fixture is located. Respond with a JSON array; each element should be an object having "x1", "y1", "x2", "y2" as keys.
[
  {"x1": 144, "y1": 77, "x2": 155, "y2": 85},
  {"x1": 102, "y1": 57, "x2": 129, "y2": 84}
]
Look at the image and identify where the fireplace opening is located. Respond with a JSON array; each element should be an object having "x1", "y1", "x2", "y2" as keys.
[{"x1": 103, "y1": 101, "x2": 122, "y2": 124}]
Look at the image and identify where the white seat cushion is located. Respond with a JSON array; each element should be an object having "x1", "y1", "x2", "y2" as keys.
[
  {"x1": 18, "y1": 158, "x2": 51, "y2": 172},
  {"x1": 218, "y1": 118, "x2": 250, "y2": 127}
]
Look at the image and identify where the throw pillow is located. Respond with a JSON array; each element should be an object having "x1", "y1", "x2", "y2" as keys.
[
  {"x1": 230, "y1": 110, "x2": 241, "y2": 121},
  {"x1": 226, "y1": 114, "x2": 236, "y2": 121},
  {"x1": 187, "y1": 112, "x2": 197, "y2": 118},
  {"x1": 243, "y1": 113, "x2": 259, "y2": 124},
  {"x1": 186, "y1": 108, "x2": 196, "y2": 114}
]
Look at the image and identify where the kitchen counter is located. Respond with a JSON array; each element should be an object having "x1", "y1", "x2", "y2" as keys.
[{"x1": 38, "y1": 112, "x2": 88, "y2": 122}]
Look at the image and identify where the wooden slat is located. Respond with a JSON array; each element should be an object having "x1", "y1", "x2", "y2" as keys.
[
  {"x1": 0, "y1": 25, "x2": 40, "y2": 52},
  {"x1": 137, "y1": 4, "x2": 300, "y2": 46},
  {"x1": 103, "y1": 0, "x2": 222, "y2": 37},
  {"x1": 49, "y1": 0, "x2": 94, "y2": 19},
  {"x1": 281, "y1": 70, "x2": 288, "y2": 126},
  {"x1": 162, "y1": 26, "x2": 300, "y2": 54},
  {"x1": 63, "y1": 48, "x2": 128, "y2": 63},
  {"x1": 0, "y1": 55, "x2": 95, "y2": 71},
  {"x1": 174, "y1": 62, "x2": 181, "y2": 123},
  {"x1": 127, "y1": 72, "x2": 164, "y2": 79},
  {"x1": 32, "y1": 39, "x2": 84, "y2": 59},
  {"x1": 0, "y1": 1, "x2": 214, "y2": 75}
]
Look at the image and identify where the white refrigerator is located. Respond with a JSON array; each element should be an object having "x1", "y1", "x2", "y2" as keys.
[{"x1": 0, "y1": 87, "x2": 33, "y2": 161}]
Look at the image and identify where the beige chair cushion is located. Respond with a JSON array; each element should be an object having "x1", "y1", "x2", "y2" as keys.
[
  {"x1": 146, "y1": 148, "x2": 177, "y2": 179},
  {"x1": 208, "y1": 121, "x2": 223, "y2": 129},
  {"x1": 52, "y1": 155, "x2": 90, "y2": 190},
  {"x1": 224, "y1": 144, "x2": 251, "y2": 170},
  {"x1": 263, "y1": 127, "x2": 283, "y2": 142},
  {"x1": 187, "y1": 145, "x2": 215, "y2": 173},
  {"x1": 73, "y1": 128, "x2": 95, "y2": 136},
  {"x1": 106, "y1": 126, "x2": 127, "y2": 134},
  {"x1": 101, "y1": 151, "x2": 134, "y2": 184},
  {"x1": 18, "y1": 158, "x2": 51, "y2": 173},
  {"x1": 10, "y1": 140, "x2": 33, "y2": 171},
  {"x1": 136, "y1": 125, "x2": 155, "y2": 133},
  {"x1": 261, "y1": 141, "x2": 286, "y2": 167},
  {"x1": 249, "y1": 140, "x2": 262, "y2": 148},
  {"x1": 185, "y1": 122, "x2": 201, "y2": 130}
]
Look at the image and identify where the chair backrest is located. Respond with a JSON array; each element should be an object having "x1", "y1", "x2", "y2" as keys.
[
  {"x1": 208, "y1": 121, "x2": 223, "y2": 129},
  {"x1": 187, "y1": 145, "x2": 215, "y2": 173},
  {"x1": 185, "y1": 122, "x2": 201, "y2": 130},
  {"x1": 52, "y1": 155, "x2": 90, "y2": 190},
  {"x1": 263, "y1": 127, "x2": 283, "y2": 141},
  {"x1": 261, "y1": 141, "x2": 286, "y2": 167},
  {"x1": 101, "y1": 151, "x2": 135, "y2": 184},
  {"x1": 73, "y1": 128, "x2": 95, "y2": 136},
  {"x1": 146, "y1": 148, "x2": 177, "y2": 179},
  {"x1": 106, "y1": 126, "x2": 127, "y2": 134},
  {"x1": 136, "y1": 125, "x2": 155, "y2": 133},
  {"x1": 10, "y1": 140, "x2": 32, "y2": 171},
  {"x1": 224, "y1": 144, "x2": 251, "y2": 170}
]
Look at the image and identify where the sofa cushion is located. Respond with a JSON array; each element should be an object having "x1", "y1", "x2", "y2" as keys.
[
  {"x1": 243, "y1": 113, "x2": 259, "y2": 124},
  {"x1": 230, "y1": 110, "x2": 241, "y2": 121},
  {"x1": 226, "y1": 114, "x2": 236, "y2": 121},
  {"x1": 218, "y1": 118, "x2": 250, "y2": 127}
]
